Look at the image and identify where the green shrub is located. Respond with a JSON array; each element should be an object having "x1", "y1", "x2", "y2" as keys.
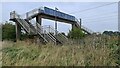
[
  {"x1": 68, "y1": 27, "x2": 85, "y2": 39},
  {"x1": 2, "y1": 22, "x2": 16, "y2": 41},
  {"x1": 2, "y1": 37, "x2": 118, "y2": 66}
]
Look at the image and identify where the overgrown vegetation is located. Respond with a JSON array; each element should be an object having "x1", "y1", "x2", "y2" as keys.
[
  {"x1": 67, "y1": 27, "x2": 85, "y2": 39},
  {"x1": 2, "y1": 21, "x2": 30, "y2": 41},
  {"x1": 1, "y1": 22, "x2": 120, "y2": 66},
  {"x1": 2, "y1": 22, "x2": 16, "y2": 41},
  {"x1": 2, "y1": 22, "x2": 119, "y2": 41},
  {"x1": 2, "y1": 35, "x2": 119, "y2": 66}
]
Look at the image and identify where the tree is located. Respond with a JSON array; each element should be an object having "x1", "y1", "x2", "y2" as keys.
[
  {"x1": 67, "y1": 27, "x2": 85, "y2": 39},
  {"x1": 103, "y1": 31, "x2": 120, "y2": 36},
  {"x1": 2, "y1": 21, "x2": 16, "y2": 41}
]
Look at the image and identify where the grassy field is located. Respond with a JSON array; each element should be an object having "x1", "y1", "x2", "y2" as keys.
[{"x1": 1, "y1": 35, "x2": 120, "y2": 66}]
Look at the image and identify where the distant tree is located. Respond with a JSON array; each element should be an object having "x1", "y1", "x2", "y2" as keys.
[
  {"x1": 113, "y1": 31, "x2": 120, "y2": 36},
  {"x1": 109, "y1": 31, "x2": 114, "y2": 35},
  {"x1": 2, "y1": 21, "x2": 16, "y2": 41},
  {"x1": 67, "y1": 27, "x2": 85, "y2": 39},
  {"x1": 103, "y1": 31, "x2": 120, "y2": 36},
  {"x1": 103, "y1": 31, "x2": 109, "y2": 35}
]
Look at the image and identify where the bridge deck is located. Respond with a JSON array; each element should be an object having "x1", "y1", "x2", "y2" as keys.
[{"x1": 10, "y1": 6, "x2": 94, "y2": 34}]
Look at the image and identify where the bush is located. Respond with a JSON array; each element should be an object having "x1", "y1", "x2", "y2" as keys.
[
  {"x1": 67, "y1": 27, "x2": 85, "y2": 39},
  {"x1": 2, "y1": 38, "x2": 118, "y2": 66},
  {"x1": 2, "y1": 22, "x2": 16, "y2": 41},
  {"x1": 103, "y1": 31, "x2": 120, "y2": 36}
]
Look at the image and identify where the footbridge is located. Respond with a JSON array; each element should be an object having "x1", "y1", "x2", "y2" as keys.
[{"x1": 10, "y1": 6, "x2": 94, "y2": 44}]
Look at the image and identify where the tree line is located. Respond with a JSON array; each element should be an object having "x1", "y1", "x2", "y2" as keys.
[{"x1": 1, "y1": 21, "x2": 120, "y2": 41}]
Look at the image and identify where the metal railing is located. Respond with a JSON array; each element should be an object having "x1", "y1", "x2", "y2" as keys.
[
  {"x1": 44, "y1": 31, "x2": 56, "y2": 43},
  {"x1": 49, "y1": 26, "x2": 68, "y2": 41},
  {"x1": 32, "y1": 20, "x2": 56, "y2": 44},
  {"x1": 19, "y1": 8, "x2": 39, "y2": 20},
  {"x1": 27, "y1": 8, "x2": 39, "y2": 18},
  {"x1": 42, "y1": 25, "x2": 68, "y2": 43},
  {"x1": 10, "y1": 11, "x2": 19, "y2": 19},
  {"x1": 10, "y1": 11, "x2": 39, "y2": 35},
  {"x1": 75, "y1": 18, "x2": 94, "y2": 34},
  {"x1": 36, "y1": 23, "x2": 48, "y2": 43},
  {"x1": 16, "y1": 19, "x2": 30, "y2": 33},
  {"x1": 39, "y1": 25, "x2": 56, "y2": 43},
  {"x1": 75, "y1": 18, "x2": 80, "y2": 26},
  {"x1": 81, "y1": 25, "x2": 94, "y2": 34},
  {"x1": 10, "y1": 10, "x2": 68, "y2": 44},
  {"x1": 10, "y1": 11, "x2": 30, "y2": 33}
]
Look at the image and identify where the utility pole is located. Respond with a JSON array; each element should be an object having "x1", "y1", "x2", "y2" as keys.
[
  {"x1": 80, "y1": 18, "x2": 82, "y2": 29},
  {"x1": 55, "y1": 7, "x2": 58, "y2": 45},
  {"x1": 118, "y1": 1, "x2": 120, "y2": 46}
]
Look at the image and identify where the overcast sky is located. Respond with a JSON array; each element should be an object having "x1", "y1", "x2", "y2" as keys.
[{"x1": 1, "y1": 1, "x2": 119, "y2": 34}]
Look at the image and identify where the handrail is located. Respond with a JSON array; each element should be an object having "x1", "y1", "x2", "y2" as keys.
[
  {"x1": 58, "y1": 33, "x2": 68, "y2": 41},
  {"x1": 47, "y1": 27, "x2": 68, "y2": 40},
  {"x1": 37, "y1": 24, "x2": 48, "y2": 43},
  {"x1": 47, "y1": 33, "x2": 56, "y2": 43},
  {"x1": 11, "y1": 11, "x2": 39, "y2": 34},
  {"x1": 42, "y1": 25, "x2": 55, "y2": 34},
  {"x1": 27, "y1": 8, "x2": 39, "y2": 18},
  {"x1": 41, "y1": 25, "x2": 68, "y2": 44},
  {"x1": 28, "y1": 20, "x2": 37, "y2": 34},
  {"x1": 15, "y1": 19, "x2": 30, "y2": 33},
  {"x1": 17, "y1": 13, "x2": 38, "y2": 34},
  {"x1": 21, "y1": 13, "x2": 27, "y2": 19},
  {"x1": 13, "y1": 12, "x2": 30, "y2": 28},
  {"x1": 42, "y1": 25, "x2": 68, "y2": 41},
  {"x1": 81, "y1": 25, "x2": 94, "y2": 34},
  {"x1": 11, "y1": 11, "x2": 31, "y2": 33},
  {"x1": 19, "y1": 8, "x2": 39, "y2": 20},
  {"x1": 40, "y1": 25, "x2": 56, "y2": 43},
  {"x1": 31, "y1": 20, "x2": 56, "y2": 43},
  {"x1": 42, "y1": 26, "x2": 57, "y2": 43},
  {"x1": 75, "y1": 18, "x2": 80, "y2": 26},
  {"x1": 75, "y1": 17, "x2": 94, "y2": 34},
  {"x1": 45, "y1": 32, "x2": 56, "y2": 43},
  {"x1": 36, "y1": 23, "x2": 43, "y2": 33}
]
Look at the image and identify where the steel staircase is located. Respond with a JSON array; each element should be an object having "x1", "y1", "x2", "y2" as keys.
[
  {"x1": 10, "y1": 7, "x2": 94, "y2": 45},
  {"x1": 36, "y1": 23, "x2": 48, "y2": 43},
  {"x1": 20, "y1": 7, "x2": 94, "y2": 34},
  {"x1": 10, "y1": 12, "x2": 30, "y2": 33},
  {"x1": 10, "y1": 11, "x2": 68, "y2": 45},
  {"x1": 33, "y1": 20, "x2": 64, "y2": 45},
  {"x1": 10, "y1": 11, "x2": 48, "y2": 44},
  {"x1": 42, "y1": 25, "x2": 68, "y2": 44},
  {"x1": 75, "y1": 18, "x2": 94, "y2": 34}
]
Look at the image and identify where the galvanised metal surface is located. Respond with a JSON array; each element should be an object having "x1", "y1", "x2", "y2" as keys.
[
  {"x1": 10, "y1": 6, "x2": 94, "y2": 35},
  {"x1": 42, "y1": 7, "x2": 75, "y2": 21},
  {"x1": 24, "y1": 6, "x2": 75, "y2": 21}
]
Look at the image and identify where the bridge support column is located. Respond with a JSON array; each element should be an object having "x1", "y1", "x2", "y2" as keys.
[
  {"x1": 36, "y1": 15, "x2": 42, "y2": 43},
  {"x1": 72, "y1": 24, "x2": 76, "y2": 30},
  {"x1": 36, "y1": 15, "x2": 42, "y2": 25},
  {"x1": 80, "y1": 18, "x2": 81, "y2": 29},
  {"x1": 15, "y1": 22, "x2": 21, "y2": 41},
  {"x1": 36, "y1": 15, "x2": 42, "y2": 32}
]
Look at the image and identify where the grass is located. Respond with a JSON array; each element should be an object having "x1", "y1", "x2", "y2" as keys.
[{"x1": 1, "y1": 35, "x2": 119, "y2": 66}]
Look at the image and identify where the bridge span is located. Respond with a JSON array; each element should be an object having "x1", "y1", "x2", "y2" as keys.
[{"x1": 10, "y1": 6, "x2": 94, "y2": 44}]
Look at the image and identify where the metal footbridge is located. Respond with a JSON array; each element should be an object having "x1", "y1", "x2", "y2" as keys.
[{"x1": 10, "y1": 6, "x2": 94, "y2": 44}]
